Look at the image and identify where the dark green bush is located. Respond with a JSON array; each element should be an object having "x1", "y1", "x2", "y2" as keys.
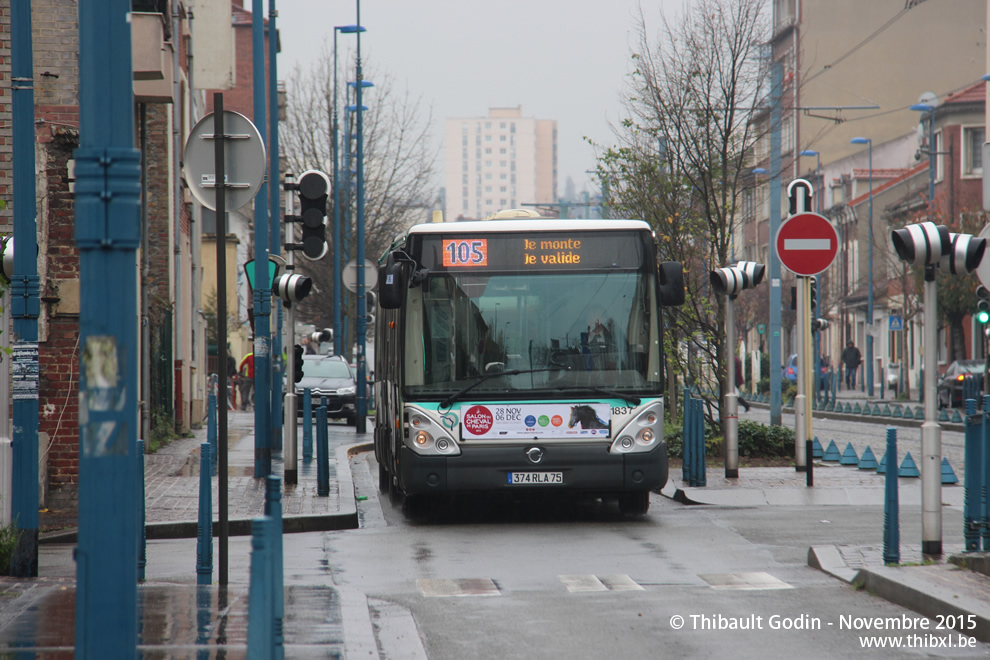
[
  {"x1": 737, "y1": 420, "x2": 794, "y2": 458},
  {"x1": 0, "y1": 522, "x2": 21, "y2": 574}
]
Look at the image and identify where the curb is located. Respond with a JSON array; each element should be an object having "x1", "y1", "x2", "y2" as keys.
[
  {"x1": 40, "y1": 441, "x2": 374, "y2": 545},
  {"x1": 853, "y1": 567, "x2": 990, "y2": 643},
  {"x1": 809, "y1": 545, "x2": 990, "y2": 644}
]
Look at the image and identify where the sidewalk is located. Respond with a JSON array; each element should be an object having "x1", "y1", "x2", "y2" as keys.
[{"x1": 664, "y1": 463, "x2": 990, "y2": 643}]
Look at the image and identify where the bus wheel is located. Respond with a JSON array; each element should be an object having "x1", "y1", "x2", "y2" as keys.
[{"x1": 618, "y1": 491, "x2": 650, "y2": 515}]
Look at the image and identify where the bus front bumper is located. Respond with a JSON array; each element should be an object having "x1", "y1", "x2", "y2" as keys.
[{"x1": 398, "y1": 442, "x2": 667, "y2": 496}]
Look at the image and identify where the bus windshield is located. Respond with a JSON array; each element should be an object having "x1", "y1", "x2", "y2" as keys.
[{"x1": 403, "y1": 269, "x2": 661, "y2": 399}]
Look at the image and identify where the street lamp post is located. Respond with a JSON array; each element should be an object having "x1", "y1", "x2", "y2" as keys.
[
  {"x1": 354, "y1": 0, "x2": 369, "y2": 434},
  {"x1": 333, "y1": 25, "x2": 365, "y2": 357},
  {"x1": 851, "y1": 137, "x2": 874, "y2": 397}
]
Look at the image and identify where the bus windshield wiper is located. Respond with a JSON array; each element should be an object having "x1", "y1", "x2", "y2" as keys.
[
  {"x1": 547, "y1": 386, "x2": 641, "y2": 407},
  {"x1": 440, "y1": 367, "x2": 566, "y2": 408}
]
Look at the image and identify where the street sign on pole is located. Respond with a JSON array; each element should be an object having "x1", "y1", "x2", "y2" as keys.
[
  {"x1": 776, "y1": 212, "x2": 839, "y2": 277},
  {"x1": 342, "y1": 259, "x2": 378, "y2": 294},
  {"x1": 183, "y1": 110, "x2": 266, "y2": 212}
]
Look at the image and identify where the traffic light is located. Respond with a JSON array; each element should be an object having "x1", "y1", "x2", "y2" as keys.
[
  {"x1": 710, "y1": 261, "x2": 766, "y2": 297},
  {"x1": 812, "y1": 318, "x2": 829, "y2": 332},
  {"x1": 977, "y1": 285, "x2": 990, "y2": 324},
  {"x1": 294, "y1": 344, "x2": 305, "y2": 383},
  {"x1": 292, "y1": 170, "x2": 330, "y2": 261},
  {"x1": 809, "y1": 277, "x2": 817, "y2": 312},
  {"x1": 273, "y1": 272, "x2": 313, "y2": 306}
]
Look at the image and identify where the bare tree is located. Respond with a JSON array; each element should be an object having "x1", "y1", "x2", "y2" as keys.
[
  {"x1": 281, "y1": 50, "x2": 438, "y2": 337},
  {"x1": 594, "y1": 0, "x2": 769, "y2": 431}
]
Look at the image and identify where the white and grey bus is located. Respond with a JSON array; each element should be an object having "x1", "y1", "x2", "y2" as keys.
[{"x1": 373, "y1": 213, "x2": 685, "y2": 514}]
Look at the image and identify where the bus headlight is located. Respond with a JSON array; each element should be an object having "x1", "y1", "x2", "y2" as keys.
[
  {"x1": 610, "y1": 401, "x2": 664, "y2": 454},
  {"x1": 404, "y1": 407, "x2": 461, "y2": 456}
]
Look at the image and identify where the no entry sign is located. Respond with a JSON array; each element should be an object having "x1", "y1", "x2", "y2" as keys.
[{"x1": 776, "y1": 212, "x2": 839, "y2": 276}]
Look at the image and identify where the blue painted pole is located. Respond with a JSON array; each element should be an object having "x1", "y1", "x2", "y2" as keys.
[
  {"x1": 10, "y1": 0, "x2": 40, "y2": 578},
  {"x1": 965, "y1": 398, "x2": 984, "y2": 552},
  {"x1": 74, "y1": 0, "x2": 140, "y2": 654},
  {"x1": 695, "y1": 398, "x2": 706, "y2": 487},
  {"x1": 883, "y1": 427, "x2": 900, "y2": 565},
  {"x1": 769, "y1": 59, "x2": 783, "y2": 426},
  {"x1": 681, "y1": 389, "x2": 691, "y2": 482},
  {"x1": 332, "y1": 30, "x2": 342, "y2": 357},
  {"x1": 247, "y1": 517, "x2": 274, "y2": 658},
  {"x1": 354, "y1": 0, "x2": 369, "y2": 435},
  {"x1": 269, "y1": 0, "x2": 283, "y2": 455},
  {"x1": 264, "y1": 476, "x2": 284, "y2": 658},
  {"x1": 302, "y1": 388, "x2": 313, "y2": 461},
  {"x1": 208, "y1": 382, "x2": 218, "y2": 476},
  {"x1": 252, "y1": 0, "x2": 272, "y2": 478},
  {"x1": 197, "y1": 443, "x2": 213, "y2": 584},
  {"x1": 984, "y1": 395, "x2": 990, "y2": 552},
  {"x1": 317, "y1": 406, "x2": 329, "y2": 496},
  {"x1": 137, "y1": 439, "x2": 146, "y2": 582}
]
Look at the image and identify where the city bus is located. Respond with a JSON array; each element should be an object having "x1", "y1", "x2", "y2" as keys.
[{"x1": 373, "y1": 211, "x2": 685, "y2": 515}]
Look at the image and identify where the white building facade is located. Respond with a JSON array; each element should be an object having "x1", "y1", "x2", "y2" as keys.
[{"x1": 444, "y1": 106, "x2": 557, "y2": 221}]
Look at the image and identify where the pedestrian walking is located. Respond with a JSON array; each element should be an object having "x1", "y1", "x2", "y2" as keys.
[{"x1": 841, "y1": 340, "x2": 861, "y2": 389}]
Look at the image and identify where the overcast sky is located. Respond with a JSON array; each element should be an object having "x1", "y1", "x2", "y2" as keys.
[{"x1": 276, "y1": 0, "x2": 685, "y2": 198}]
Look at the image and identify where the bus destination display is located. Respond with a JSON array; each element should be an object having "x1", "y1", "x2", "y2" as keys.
[{"x1": 427, "y1": 232, "x2": 644, "y2": 272}]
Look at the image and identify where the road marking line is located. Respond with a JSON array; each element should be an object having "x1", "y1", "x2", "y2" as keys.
[
  {"x1": 697, "y1": 572, "x2": 793, "y2": 591},
  {"x1": 598, "y1": 574, "x2": 645, "y2": 591},
  {"x1": 416, "y1": 578, "x2": 500, "y2": 597},
  {"x1": 559, "y1": 574, "x2": 608, "y2": 592}
]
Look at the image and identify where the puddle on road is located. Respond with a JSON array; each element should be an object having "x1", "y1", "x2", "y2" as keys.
[{"x1": 0, "y1": 584, "x2": 344, "y2": 657}]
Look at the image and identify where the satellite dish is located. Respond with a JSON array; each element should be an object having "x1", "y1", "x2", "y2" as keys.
[{"x1": 917, "y1": 91, "x2": 938, "y2": 107}]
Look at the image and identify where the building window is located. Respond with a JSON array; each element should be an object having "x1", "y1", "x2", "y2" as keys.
[
  {"x1": 485, "y1": 161, "x2": 492, "y2": 168},
  {"x1": 462, "y1": 174, "x2": 468, "y2": 184},
  {"x1": 500, "y1": 135, "x2": 507, "y2": 142},
  {"x1": 485, "y1": 122, "x2": 491, "y2": 129},
  {"x1": 500, "y1": 161, "x2": 507, "y2": 167},
  {"x1": 500, "y1": 199, "x2": 507, "y2": 206},
  {"x1": 485, "y1": 148, "x2": 492, "y2": 155},
  {"x1": 462, "y1": 135, "x2": 467, "y2": 146},
  {"x1": 500, "y1": 186, "x2": 507, "y2": 193},
  {"x1": 485, "y1": 173, "x2": 492, "y2": 180},
  {"x1": 963, "y1": 125, "x2": 984, "y2": 177},
  {"x1": 500, "y1": 173, "x2": 507, "y2": 180},
  {"x1": 500, "y1": 148, "x2": 506, "y2": 155},
  {"x1": 462, "y1": 187, "x2": 468, "y2": 197},
  {"x1": 510, "y1": 123, "x2": 515, "y2": 133},
  {"x1": 485, "y1": 186, "x2": 492, "y2": 192}
]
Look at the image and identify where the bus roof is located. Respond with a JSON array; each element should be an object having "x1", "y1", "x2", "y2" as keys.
[{"x1": 405, "y1": 218, "x2": 652, "y2": 235}]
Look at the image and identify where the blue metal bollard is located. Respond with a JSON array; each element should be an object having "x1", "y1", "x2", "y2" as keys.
[
  {"x1": 316, "y1": 406, "x2": 329, "y2": 496},
  {"x1": 137, "y1": 439, "x2": 146, "y2": 582},
  {"x1": 196, "y1": 442, "x2": 213, "y2": 585},
  {"x1": 302, "y1": 388, "x2": 313, "y2": 462},
  {"x1": 984, "y1": 395, "x2": 990, "y2": 552},
  {"x1": 883, "y1": 427, "x2": 899, "y2": 565},
  {"x1": 264, "y1": 476, "x2": 285, "y2": 659},
  {"x1": 681, "y1": 389, "x2": 691, "y2": 483},
  {"x1": 694, "y1": 397, "x2": 706, "y2": 487},
  {"x1": 208, "y1": 384, "x2": 217, "y2": 477},
  {"x1": 247, "y1": 516, "x2": 274, "y2": 658},
  {"x1": 965, "y1": 397, "x2": 985, "y2": 552}
]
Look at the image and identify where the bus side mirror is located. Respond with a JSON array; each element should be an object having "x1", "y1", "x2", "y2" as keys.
[
  {"x1": 658, "y1": 261, "x2": 685, "y2": 306},
  {"x1": 379, "y1": 254, "x2": 407, "y2": 309}
]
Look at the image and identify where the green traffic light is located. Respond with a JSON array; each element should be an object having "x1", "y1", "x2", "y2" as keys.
[{"x1": 979, "y1": 310, "x2": 990, "y2": 324}]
